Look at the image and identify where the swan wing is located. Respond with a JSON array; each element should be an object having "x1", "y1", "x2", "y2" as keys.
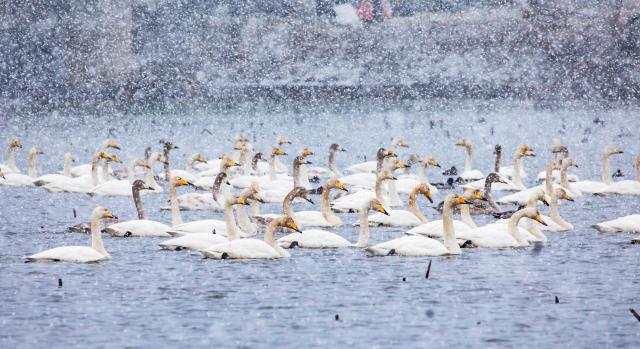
[
  {"x1": 105, "y1": 220, "x2": 171, "y2": 237},
  {"x1": 26, "y1": 246, "x2": 107, "y2": 263},
  {"x1": 345, "y1": 161, "x2": 377, "y2": 174},
  {"x1": 278, "y1": 229, "x2": 350, "y2": 248},
  {"x1": 367, "y1": 236, "x2": 449, "y2": 256},
  {"x1": 169, "y1": 220, "x2": 227, "y2": 236},
  {"x1": 364, "y1": 210, "x2": 422, "y2": 227},
  {"x1": 593, "y1": 214, "x2": 640, "y2": 233},
  {"x1": 406, "y1": 220, "x2": 473, "y2": 239},
  {"x1": 159, "y1": 233, "x2": 228, "y2": 250},
  {"x1": 202, "y1": 239, "x2": 282, "y2": 259}
]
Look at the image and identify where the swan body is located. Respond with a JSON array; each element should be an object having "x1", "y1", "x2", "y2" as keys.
[
  {"x1": 595, "y1": 180, "x2": 640, "y2": 196},
  {"x1": 406, "y1": 220, "x2": 474, "y2": 239},
  {"x1": 159, "y1": 232, "x2": 228, "y2": 250},
  {"x1": 167, "y1": 220, "x2": 228, "y2": 237},
  {"x1": 466, "y1": 208, "x2": 546, "y2": 248},
  {"x1": 593, "y1": 215, "x2": 640, "y2": 233},
  {"x1": 345, "y1": 161, "x2": 377, "y2": 174},
  {"x1": 105, "y1": 220, "x2": 171, "y2": 237},
  {"x1": 366, "y1": 210, "x2": 423, "y2": 227},
  {"x1": 278, "y1": 229, "x2": 351, "y2": 248}
]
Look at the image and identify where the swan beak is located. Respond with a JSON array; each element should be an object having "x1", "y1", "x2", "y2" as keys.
[
  {"x1": 0, "y1": 173, "x2": 5, "y2": 180},
  {"x1": 534, "y1": 214, "x2": 547, "y2": 226},
  {"x1": 455, "y1": 140, "x2": 465, "y2": 146},
  {"x1": 396, "y1": 161, "x2": 409, "y2": 169},
  {"x1": 303, "y1": 149, "x2": 314, "y2": 156},
  {"x1": 377, "y1": 204, "x2": 390, "y2": 216},
  {"x1": 456, "y1": 197, "x2": 471, "y2": 205},
  {"x1": 335, "y1": 181, "x2": 348, "y2": 192},
  {"x1": 425, "y1": 192, "x2": 433, "y2": 203},
  {"x1": 238, "y1": 197, "x2": 249, "y2": 205},
  {"x1": 274, "y1": 148, "x2": 287, "y2": 156},
  {"x1": 104, "y1": 210, "x2": 115, "y2": 219},
  {"x1": 305, "y1": 197, "x2": 315, "y2": 204},
  {"x1": 256, "y1": 198, "x2": 266, "y2": 204},
  {"x1": 391, "y1": 176, "x2": 398, "y2": 180},
  {"x1": 289, "y1": 221, "x2": 302, "y2": 233},
  {"x1": 564, "y1": 193, "x2": 574, "y2": 201},
  {"x1": 341, "y1": 148, "x2": 347, "y2": 152},
  {"x1": 474, "y1": 191, "x2": 487, "y2": 201},
  {"x1": 225, "y1": 181, "x2": 231, "y2": 185},
  {"x1": 541, "y1": 197, "x2": 550, "y2": 206},
  {"x1": 305, "y1": 160, "x2": 313, "y2": 165}
]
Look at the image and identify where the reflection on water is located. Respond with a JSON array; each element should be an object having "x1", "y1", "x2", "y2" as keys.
[{"x1": 1, "y1": 100, "x2": 639, "y2": 348}]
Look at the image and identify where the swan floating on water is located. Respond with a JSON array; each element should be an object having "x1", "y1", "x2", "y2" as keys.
[{"x1": 455, "y1": 139, "x2": 483, "y2": 181}]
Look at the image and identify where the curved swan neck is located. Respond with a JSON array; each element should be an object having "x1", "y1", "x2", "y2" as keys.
[
  {"x1": 355, "y1": 207, "x2": 369, "y2": 248},
  {"x1": 464, "y1": 145, "x2": 473, "y2": 173},
  {"x1": 320, "y1": 184, "x2": 337, "y2": 223},
  {"x1": 212, "y1": 174, "x2": 225, "y2": 204},
  {"x1": 374, "y1": 177, "x2": 389, "y2": 207},
  {"x1": 236, "y1": 204, "x2": 253, "y2": 233},
  {"x1": 550, "y1": 194, "x2": 570, "y2": 228},
  {"x1": 90, "y1": 216, "x2": 108, "y2": 257},
  {"x1": 508, "y1": 210, "x2": 529, "y2": 245},
  {"x1": 283, "y1": 191, "x2": 296, "y2": 217},
  {"x1": 484, "y1": 178, "x2": 500, "y2": 211},
  {"x1": 144, "y1": 166, "x2": 160, "y2": 190},
  {"x1": 169, "y1": 182, "x2": 182, "y2": 226},
  {"x1": 408, "y1": 189, "x2": 428, "y2": 224},
  {"x1": 264, "y1": 219, "x2": 279, "y2": 245},
  {"x1": 328, "y1": 148, "x2": 341, "y2": 177},
  {"x1": 442, "y1": 202, "x2": 461, "y2": 254},
  {"x1": 460, "y1": 204, "x2": 477, "y2": 228},
  {"x1": 602, "y1": 153, "x2": 611, "y2": 185},
  {"x1": 224, "y1": 201, "x2": 239, "y2": 240},
  {"x1": 132, "y1": 186, "x2": 146, "y2": 220},
  {"x1": 636, "y1": 157, "x2": 640, "y2": 182}
]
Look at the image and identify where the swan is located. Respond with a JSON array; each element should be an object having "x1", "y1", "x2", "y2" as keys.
[
  {"x1": 499, "y1": 144, "x2": 534, "y2": 180},
  {"x1": 365, "y1": 183, "x2": 433, "y2": 227},
  {"x1": 331, "y1": 169, "x2": 395, "y2": 212},
  {"x1": 406, "y1": 188, "x2": 486, "y2": 238},
  {"x1": 89, "y1": 159, "x2": 152, "y2": 196},
  {"x1": 395, "y1": 156, "x2": 440, "y2": 195},
  {"x1": 103, "y1": 180, "x2": 172, "y2": 237},
  {"x1": 465, "y1": 208, "x2": 547, "y2": 248},
  {"x1": 234, "y1": 183, "x2": 267, "y2": 236},
  {"x1": 496, "y1": 160, "x2": 560, "y2": 206},
  {"x1": 295, "y1": 178, "x2": 347, "y2": 228},
  {"x1": 271, "y1": 136, "x2": 292, "y2": 174},
  {"x1": 253, "y1": 186, "x2": 314, "y2": 225},
  {"x1": 193, "y1": 154, "x2": 241, "y2": 189},
  {"x1": 25, "y1": 207, "x2": 116, "y2": 263},
  {"x1": 571, "y1": 146, "x2": 624, "y2": 194},
  {"x1": 595, "y1": 155, "x2": 640, "y2": 195},
  {"x1": 69, "y1": 139, "x2": 120, "y2": 177},
  {"x1": 159, "y1": 196, "x2": 249, "y2": 251},
  {"x1": 278, "y1": 197, "x2": 389, "y2": 249},
  {"x1": 542, "y1": 187, "x2": 574, "y2": 231},
  {"x1": 33, "y1": 152, "x2": 75, "y2": 187},
  {"x1": 455, "y1": 139, "x2": 483, "y2": 181},
  {"x1": 202, "y1": 214, "x2": 301, "y2": 259},
  {"x1": 494, "y1": 188, "x2": 549, "y2": 241},
  {"x1": 307, "y1": 143, "x2": 346, "y2": 178},
  {"x1": 170, "y1": 153, "x2": 207, "y2": 183},
  {"x1": 366, "y1": 194, "x2": 472, "y2": 256},
  {"x1": 160, "y1": 141, "x2": 178, "y2": 181},
  {"x1": 465, "y1": 145, "x2": 535, "y2": 191},
  {"x1": 296, "y1": 148, "x2": 315, "y2": 190},
  {"x1": 1, "y1": 147, "x2": 43, "y2": 187},
  {"x1": 170, "y1": 172, "x2": 228, "y2": 211},
  {"x1": 593, "y1": 214, "x2": 640, "y2": 233},
  {"x1": 0, "y1": 139, "x2": 22, "y2": 174},
  {"x1": 44, "y1": 152, "x2": 115, "y2": 193}
]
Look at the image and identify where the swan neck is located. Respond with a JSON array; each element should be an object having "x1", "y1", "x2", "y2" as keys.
[
  {"x1": 224, "y1": 202, "x2": 239, "y2": 240},
  {"x1": 549, "y1": 195, "x2": 570, "y2": 228},
  {"x1": 546, "y1": 164, "x2": 554, "y2": 194},
  {"x1": 418, "y1": 163, "x2": 426, "y2": 181},
  {"x1": 250, "y1": 200, "x2": 260, "y2": 216},
  {"x1": 408, "y1": 190, "x2": 428, "y2": 224},
  {"x1": 264, "y1": 219, "x2": 278, "y2": 245},
  {"x1": 512, "y1": 155, "x2": 523, "y2": 188},
  {"x1": 144, "y1": 166, "x2": 160, "y2": 190},
  {"x1": 127, "y1": 161, "x2": 136, "y2": 183},
  {"x1": 508, "y1": 210, "x2": 528, "y2": 244},
  {"x1": 91, "y1": 156, "x2": 100, "y2": 186},
  {"x1": 636, "y1": 160, "x2": 640, "y2": 182},
  {"x1": 460, "y1": 204, "x2": 477, "y2": 228},
  {"x1": 186, "y1": 157, "x2": 196, "y2": 174},
  {"x1": 90, "y1": 217, "x2": 108, "y2": 257},
  {"x1": 102, "y1": 159, "x2": 110, "y2": 182},
  {"x1": 464, "y1": 145, "x2": 472, "y2": 173},
  {"x1": 28, "y1": 152, "x2": 37, "y2": 178},
  {"x1": 269, "y1": 155, "x2": 277, "y2": 181},
  {"x1": 494, "y1": 150, "x2": 501, "y2": 173},
  {"x1": 170, "y1": 183, "x2": 182, "y2": 226},
  {"x1": 328, "y1": 149, "x2": 340, "y2": 176},
  {"x1": 292, "y1": 161, "x2": 301, "y2": 188},
  {"x1": 443, "y1": 203, "x2": 461, "y2": 254},
  {"x1": 133, "y1": 187, "x2": 146, "y2": 220},
  {"x1": 63, "y1": 155, "x2": 71, "y2": 177},
  {"x1": 602, "y1": 153, "x2": 611, "y2": 185},
  {"x1": 163, "y1": 148, "x2": 171, "y2": 181},
  {"x1": 283, "y1": 192, "x2": 295, "y2": 217},
  {"x1": 236, "y1": 204, "x2": 252, "y2": 233},
  {"x1": 7, "y1": 146, "x2": 17, "y2": 172},
  {"x1": 355, "y1": 208, "x2": 369, "y2": 248},
  {"x1": 321, "y1": 185, "x2": 336, "y2": 224}
]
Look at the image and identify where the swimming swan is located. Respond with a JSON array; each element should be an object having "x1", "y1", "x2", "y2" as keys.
[
  {"x1": 455, "y1": 139, "x2": 484, "y2": 181},
  {"x1": 593, "y1": 214, "x2": 640, "y2": 233},
  {"x1": 571, "y1": 146, "x2": 624, "y2": 194},
  {"x1": 0, "y1": 139, "x2": 22, "y2": 174},
  {"x1": 2, "y1": 147, "x2": 43, "y2": 187},
  {"x1": 295, "y1": 178, "x2": 348, "y2": 228},
  {"x1": 365, "y1": 182, "x2": 433, "y2": 227}
]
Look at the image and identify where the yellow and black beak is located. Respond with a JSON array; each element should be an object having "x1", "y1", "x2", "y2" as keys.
[
  {"x1": 303, "y1": 149, "x2": 314, "y2": 156},
  {"x1": 289, "y1": 221, "x2": 302, "y2": 233},
  {"x1": 376, "y1": 203, "x2": 390, "y2": 216},
  {"x1": 456, "y1": 197, "x2": 471, "y2": 205},
  {"x1": 541, "y1": 196, "x2": 550, "y2": 206},
  {"x1": 336, "y1": 182, "x2": 348, "y2": 192},
  {"x1": 254, "y1": 196, "x2": 266, "y2": 204},
  {"x1": 305, "y1": 197, "x2": 315, "y2": 205},
  {"x1": 238, "y1": 197, "x2": 249, "y2": 206},
  {"x1": 104, "y1": 209, "x2": 115, "y2": 219},
  {"x1": 563, "y1": 192, "x2": 574, "y2": 202},
  {"x1": 425, "y1": 191, "x2": 433, "y2": 203},
  {"x1": 474, "y1": 191, "x2": 487, "y2": 201},
  {"x1": 534, "y1": 214, "x2": 547, "y2": 226}
]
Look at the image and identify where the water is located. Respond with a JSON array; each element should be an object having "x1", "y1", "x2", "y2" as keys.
[{"x1": 1, "y1": 100, "x2": 639, "y2": 348}]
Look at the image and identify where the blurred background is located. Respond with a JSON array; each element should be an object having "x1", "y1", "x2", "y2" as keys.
[{"x1": 2, "y1": 0, "x2": 640, "y2": 114}]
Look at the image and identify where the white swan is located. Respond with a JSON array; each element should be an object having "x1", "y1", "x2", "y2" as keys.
[
  {"x1": 89, "y1": 159, "x2": 151, "y2": 196},
  {"x1": 595, "y1": 155, "x2": 640, "y2": 196},
  {"x1": 171, "y1": 172, "x2": 227, "y2": 211},
  {"x1": 69, "y1": 139, "x2": 120, "y2": 177},
  {"x1": 103, "y1": 180, "x2": 172, "y2": 237},
  {"x1": 365, "y1": 182, "x2": 432, "y2": 227},
  {"x1": 593, "y1": 214, "x2": 640, "y2": 233},
  {"x1": 25, "y1": 207, "x2": 116, "y2": 263},
  {"x1": 494, "y1": 188, "x2": 549, "y2": 242},
  {"x1": 194, "y1": 155, "x2": 241, "y2": 189},
  {"x1": 395, "y1": 156, "x2": 440, "y2": 194},
  {"x1": 202, "y1": 215, "x2": 301, "y2": 259},
  {"x1": 496, "y1": 160, "x2": 563, "y2": 206},
  {"x1": 345, "y1": 139, "x2": 407, "y2": 173},
  {"x1": 295, "y1": 178, "x2": 348, "y2": 228},
  {"x1": 455, "y1": 139, "x2": 484, "y2": 181},
  {"x1": 278, "y1": 197, "x2": 388, "y2": 249},
  {"x1": 307, "y1": 143, "x2": 346, "y2": 178},
  {"x1": 1, "y1": 147, "x2": 43, "y2": 187},
  {"x1": 406, "y1": 188, "x2": 485, "y2": 238},
  {"x1": 366, "y1": 194, "x2": 471, "y2": 256},
  {"x1": 44, "y1": 152, "x2": 116, "y2": 193},
  {"x1": 341, "y1": 148, "x2": 396, "y2": 188},
  {"x1": 465, "y1": 208, "x2": 546, "y2": 248},
  {"x1": 466, "y1": 145, "x2": 535, "y2": 191},
  {"x1": 33, "y1": 152, "x2": 75, "y2": 187},
  {"x1": 571, "y1": 146, "x2": 624, "y2": 194},
  {"x1": 0, "y1": 139, "x2": 22, "y2": 174},
  {"x1": 159, "y1": 196, "x2": 249, "y2": 251}
]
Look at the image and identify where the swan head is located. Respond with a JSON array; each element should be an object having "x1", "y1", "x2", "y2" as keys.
[
  {"x1": 276, "y1": 136, "x2": 292, "y2": 145},
  {"x1": 93, "y1": 206, "x2": 116, "y2": 220},
  {"x1": 162, "y1": 141, "x2": 178, "y2": 151},
  {"x1": 494, "y1": 144, "x2": 502, "y2": 154},
  {"x1": 226, "y1": 158, "x2": 241, "y2": 167},
  {"x1": 423, "y1": 156, "x2": 441, "y2": 168},
  {"x1": 392, "y1": 138, "x2": 409, "y2": 148},
  {"x1": 149, "y1": 152, "x2": 168, "y2": 165},
  {"x1": 445, "y1": 193, "x2": 471, "y2": 207},
  {"x1": 294, "y1": 155, "x2": 312, "y2": 167},
  {"x1": 464, "y1": 188, "x2": 487, "y2": 202},
  {"x1": 330, "y1": 143, "x2": 346, "y2": 152},
  {"x1": 9, "y1": 139, "x2": 22, "y2": 149},
  {"x1": 530, "y1": 188, "x2": 549, "y2": 206},
  {"x1": 328, "y1": 178, "x2": 348, "y2": 192},
  {"x1": 134, "y1": 159, "x2": 151, "y2": 169},
  {"x1": 231, "y1": 196, "x2": 250, "y2": 206},
  {"x1": 555, "y1": 188, "x2": 574, "y2": 202},
  {"x1": 193, "y1": 153, "x2": 207, "y2": 164},
  {"x1": 132, "y1": 179, "x2": 155, "y2": 191},
  {"x1": 291, "y1": 186, "x2": 314, "y2": 204},
  {"x1": 517, "y1": 145, "x2": 535, "y2": 157},
  {"x1": 455, "y1": 139, "x2": 471, "y2": 148},
  {"x1": 104, "y1": 139, "x2": 120, "y2": 150},
  {"x1": 253, "y1": 152, "x2": 263, "y2": 161},
  {"x1": 486, "y1": 172, "x2": 507, "y2": 184},
  {"x1": 415, "y1": 183, "x2": 433, "y2": 203},
  {"x1": 241, "y1": 183, "x2": 265, "y2": 204},
  {"x1": 561, "y1": 157, "x2": 578, "y2": 169},
  {"x1": 392, "y1": 160, "x2": 410, "y2": 170},
  {"x1": 172, "y1": 176, "x2": 193, "y2": 188},
  {"x1": 107, "y1": 154, "x2": 123, "y2": 164},
  {"x1": 522, "y1": 207, "x2": 547, "y2": 226},
  {"x1": 30, "y1": 147, "x2": 44, "y2": 156},
  {"x1": 300, "y1": 148, "x2": 314, "y2": 157},
  {"x1": 272, "y1": 147, "x2": 287, "y2": 156},
  {"x1": 280, "y1": 216, "x2": 302, "y2": 233},
  {"x1": 64, "y1": 152, "x2": 75, "y2": 163},
  {"x1": 605, "y1": 146, "x2": 624, "y2": 155},
  {"x1": 367, "y1": 198, "x2": 389, "y2": 215}
]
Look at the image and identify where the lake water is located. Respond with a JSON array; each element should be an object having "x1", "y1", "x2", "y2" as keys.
[{"x1": 1, "y1": 99, "x2": 639, "y2": 348}]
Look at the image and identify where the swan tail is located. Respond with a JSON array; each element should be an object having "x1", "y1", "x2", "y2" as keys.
[
  {"x1": 364, "y1": 247, "x2": 392, "y2": 256},
  {"x1": 201, "y1": 250, "x2": 227, "y2": 259}
]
